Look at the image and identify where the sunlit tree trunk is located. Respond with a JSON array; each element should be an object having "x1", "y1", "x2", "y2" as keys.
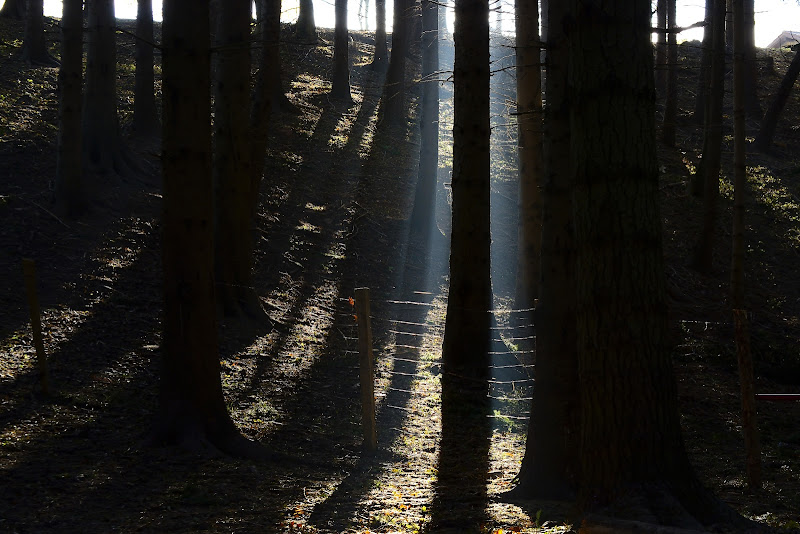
[
  {"x1": 154, "y1": 0, "x2": 265, "y2": 458},
  {"x1": 372, "y1": 0, "x2": 388, "y2": 68},
  {"x1": 513, "y1": 0, "x2": 542, "y2": 310},
  {"x1": 54, "y1": 0, "x2": 84, "y2": 216},
  {"x1": 692, "y1": 0, "x2": 725, "y2": 273},
  {"x1": 380, "y1": 0, "x2": 411, "y2": 122},
  {"x1": 442, "y1": 0, "x2": 491, "y2": 376},
  {"x1": 330, "y1": 0, "x2": 352, "y2": 101},
  {"x1": 754, "y1": 47, "x2": 800, "y2": 151},
  {"x1": 22, "y1": 0, "x2": 56, "y2": 65},
  {"x1": 662, "y1": 0, "x2": 677, "y2": 145},
  {"x1": 132, "y1": 0, "x2": 159, "y2": 138},
  {"x1": 570, "y1": 2, "x2": 748, "y2": 526},
  {"x1": 295, "y1": 0, "x2": 317, "y2": 42},
  {"x1": 514, "y1": 0, "x2": 578, "y2": 500},
  {"x1": 409, "y1": 0, "x2": 439, "y2": 235}
]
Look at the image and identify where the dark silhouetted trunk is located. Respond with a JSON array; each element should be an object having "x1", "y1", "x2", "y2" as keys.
[
  {"x1": 570, "y1": 2, "x2": 749, "y2": 527},
  {"x1": 262, "y1": 0, "x2": 290, "y2": 111},
  {"x1": 655, "y1": 0, "x2": 667, "y2": 92},
  {"x1": 442, "y1": 0, "x2": 491, "y2": 375},
  {"x1": 662, "y1": 0, "x2": 677, "y2": 145},
  {"x1": 54, "y1": 0, "x2": 84, "y2": 216},
  {"x1": 380, "y1": 0, "x2": 410, "y2": 122},
  {"x1": 372, "y1": 0, "x2": 387, "y2": 68},
  {"x1": 754, "y1": 47, "x2": 800, "y2": 151},
  {"x1": 132, "y1": 0, "x2": 159, "y2": 137},
  {"x1": 409, "y1": 0, "x2": 438, "y2": 236},
  {"x1": 330, "y1": 0, "x2": 352, "y2": 101},
  {"x1": 295, "y1": 0, "x2": 317, "y2": 42},
  {"x1": 694, "y1": 0, "x2": 713, "y2": 123},
  {"x1": 692, "y1": 0, "x2": 725, "y2": 272},
  {"x1": 22, "y1": 0, "x2": 56, "y2": 65},
  {"x1": 513, "y1": 0, "x2": 542, "y2": 310},
  {"x1": 742, "y1": 0, "x2": 760, "y2": 116},
  {"x1": 514, "y1": 0, "x2": 577, "y2": 500},
  {"x1": 154, "y1": 0, "x2": 265, "y2": 459},
  {"x1": 0, "y1": 0, "x2": 25, "y2": 19}
]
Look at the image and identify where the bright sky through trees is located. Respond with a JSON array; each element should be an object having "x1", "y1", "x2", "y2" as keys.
[{"x1": 34, "y1": 0, "x2": 800, "y2": 48}]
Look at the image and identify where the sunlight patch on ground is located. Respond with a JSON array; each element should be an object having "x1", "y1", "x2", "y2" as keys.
[{"x1": 357, "y1": 102, "x2": 380, "y2": 160}]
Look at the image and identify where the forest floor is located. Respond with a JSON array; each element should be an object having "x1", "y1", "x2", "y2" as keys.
[{"x1": 0, "y1": 15, "x2": 799, "y2": 534}]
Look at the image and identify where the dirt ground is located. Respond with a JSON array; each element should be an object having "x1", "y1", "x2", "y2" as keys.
[{"x1": 0, "y1": 16, "x2": 799, "y2": 534}]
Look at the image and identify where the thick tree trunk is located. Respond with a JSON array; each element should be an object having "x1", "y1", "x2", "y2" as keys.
[
  {"x1": 54, "y1": 0, "x2": 84, "y2": 216},
  {"x1": 372, "y1": 0, "x2": 388, "y2": 68},
  {"x1": 693, "y1": 0, "x2": 713, "y2": 123},
  {"x1": 512, "y1": 0, "x2": 542, "y2": 310},
  {"x1": 22, "y1": 0, "x2": 56, "y2": 65},
  {"x1": 330, "y1": 0, "x2": 352, "y2": 101},
  {"x1": 82, "y1": 0, "x2": 136, "y2": 177},
  {"x1": 514, "y1": 0, "x2": 577, "y2": 500},
  {"x1": 154, "y1": 0, "x2": 265, "y2": 459},
  {"x1": 655, "y1": 0, "x2": 667, "y2": 92},
  {"x1": 132, "y1": 0, "x2": 159, "y2": 138},
  {"x1": 692, "y1": 0, "x2": 725, "y2": 273},
  {"x1": 380, "y1": 0, "x2": 410, "y2": 123},
  {"x1": 754, "y1": 47, "x2": 800, "y2": 151},
  {"x1": 294, "y1": 0, "x2": 317, "y2": 42},
  {"x1": 570, "y1": 2, "x2": 746, "y2": 527},
  {"x1": 662, "y1": 0, "x2": 677, "y2": 146},
  {"x1": 262, "y1": 0, "x2": 290, "y2": 111},
  {"x1": 441, "y1": 0, "x2": 491, "y2": 376},
  {"x1": 725, "y1": 0, "x2": 733, "y2": 49},
  {"x1": 0, "y1": 0, "x2": 24, "y2": 20},
  {"x1": 742, "y1": 0, "x2": 760, "y2": 117},
  {"x1": 213, "y1": 0, "x2": 269, "y2": 323},
  {"x1": 409, "y1": 0, "x2": 438, "y2": 236}
]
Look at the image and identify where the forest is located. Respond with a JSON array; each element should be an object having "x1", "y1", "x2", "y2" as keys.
[{"x1": 1, "y1": 0, "x2": 800, "y2": 531}]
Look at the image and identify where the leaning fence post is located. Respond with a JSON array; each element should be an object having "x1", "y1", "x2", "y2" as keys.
[
  {"x1": 22, "y1": 258, "x2": 51, "y2": 396},
  {"x1": 355, "y1": 287, "x2": 377, "y2": 452}
]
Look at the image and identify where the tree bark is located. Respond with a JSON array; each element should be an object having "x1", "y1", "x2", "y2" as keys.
[
  {"x1": 441, "y1": 0, "x2": 491, "y2": 376},
  {"x1": 380, "y1": 0, "x2": 410, "y2": 122},
  {"x1": 514, "y1": 0, "x2": 577, "y2": 500},
  {"x1": 570, "y1": 2, "x2": 747, "y2": 526},
  {"x1": 692, "y1": 0, "x2": 725, "y2": 273},
  {"x1": 0, "y1": 0, "x2": 25, "y2": 20},
  {"x1": 372, "y1": 0, "x2": 388, "y2": 68},
  {"x1": 294, "y1": 0, "x2": 317, "y2": 42},
  {"x1": 725, "y1": 0, "x2": 733, "y2": 49},
  {"x1": 693, "y1": 0, "x2": 713, "y2": 123},
  {"x1": 655, "y1": 0, "x2": 667, "y2": 92},
  {"x1": 154, "y1": 0, "x2": 265, "y2": 458},
  {"x1": 54, "y1": 0, "x2": 84, "y2": 216},
  {"x1": 512, "y1": 0, "x2": 543, "y2": 310},
  {"x1": 22, "y1": 0, "x2": 57, "y2": 66},
  {"x1": 409, "y1": 0, "x2": 438, "y2": 236},
  {"x1": 754, "y1": 47, "x2": 800, "y2": 151},
  {"x1": 262, "y1": 0, "x2": 290, "y2": 111},
  {"x1": 330, "y1": 0, "x2": 352, "y2": 102},
  {"x1": 661, "y1": 0, "x2": 677, "y2": 146},
  {"x1": 132, "y1": 0, "x2": 159, "y2": 138},
  {"x1": 742, "y1": 0, "x2": 760, "y2": 117}
]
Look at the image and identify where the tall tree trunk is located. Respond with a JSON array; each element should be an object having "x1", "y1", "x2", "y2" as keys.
[
  {"x1": 22, "y1": 0, "x2": 56, "y2": 65},
  {"x1": 694, "y1": 0, "x2": 714, "y2": 123},
  {"x1": 213, "y1": 0, "x2": 269, "y2": 323},
  {"x1": 725, "y1": 0, "x2": 733, "y2": 49},
  {"x1": 0, "y1": 0, "x2": 25, "y2": 19},
  {"x1": 262, "y1": 0, "x2": 290, "y2": 111},
  {"x1": 380, "y1": 0, "x2": 410, "y2": 122},
  {"x1": 512, "y1": 0, "x2": 542, "y2": 310},
  {"x1": 82, "y1": 0, "x2": 136, "y2": 177},
  {"x1": 655, "y1": 0, "x2": 667, "y2": 92},
  {"x1": 754, "y1": 47, "x2": 800, "y2": 151},
  {"x1": 154, "y1": 0, "x2": 265, "y2": 459},
  {"x1": 731, "y1": 0, "x2": 747, "y2": 311},
  {"x1": 54, "y1": 0, "x2": 84, "y2": 216},
  {"x1": 742, "y1": 0, "x2": 760, "y2": 117},
  {"x1": 372, "y1": 0, "x2": 388, "y2": 68},
  {"x1": 441, "y1": 0, "x2": 491, "y2": 376},
  {"x1": 294, "y1": 0, "x2": 317, "y2": 42},
  {"x1": 662, "y1": 0, "x2": 677, "y2": 146},
  {"x1": 514, "y1": 0, "x2": 577, "y2": 500},
  {"x1": 692, "y1": 0, "x2": 726, "y2": 273},
  {"x1": 409, "y1": 0, "x2": 439, "y2": 236},
  {"x1": 330, "y1": 0, "x2": 352, "y2": 101},
  {"x1": 132, "y1": 0, "x2": 159, "y2": 138},
  {"x1": 571, "y1": 2, "x2": 748, "y2": 526}
]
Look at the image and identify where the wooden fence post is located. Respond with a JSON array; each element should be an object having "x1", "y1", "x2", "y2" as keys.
[
  {"x1": 355, "y1": 287, "x2": 377, "y2": 452},
  {"x1": 734, "y1": 308, "x2": 761, "y2": 489},
  {"x1": 22, "y1": 258, "x2": 51, "y2": 396}
]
